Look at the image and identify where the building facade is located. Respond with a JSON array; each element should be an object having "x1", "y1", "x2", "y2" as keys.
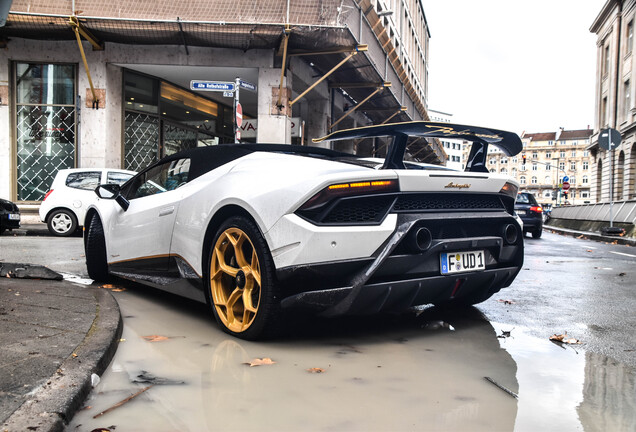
[
  {"x1": 467, "y1": 128, "x2": 593, "y2": 206},
  {"x1": 590, "y1": 0, "x2": 636, "y2": 202},
  {"x1": 0, "y1": 0, "x2": 444, "y2": 206},
  {"x1": 428, "y1": 109, "x2": 464, "y2": 170}
]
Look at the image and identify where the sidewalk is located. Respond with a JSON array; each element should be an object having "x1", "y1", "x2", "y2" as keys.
[{"x1": 0, "y1": 269, "x2": 121, "y2": 432}]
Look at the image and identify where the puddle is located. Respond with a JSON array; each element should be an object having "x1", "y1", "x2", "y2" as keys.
[{"x1": 67, "y1": 290, "x2": 636, "y2": 431}]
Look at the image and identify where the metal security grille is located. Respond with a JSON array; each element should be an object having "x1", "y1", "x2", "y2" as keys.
[
  {"x1": 124, "y1": 111, "x2": 160, "y2": 172},
  {"x1": 16, "y1": 105, "x2": 76, "y2": 201}
]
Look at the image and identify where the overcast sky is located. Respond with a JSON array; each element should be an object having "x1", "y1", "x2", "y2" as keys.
[{"x1": 420, "y1": 0, "x2": 605, "y2": 135}]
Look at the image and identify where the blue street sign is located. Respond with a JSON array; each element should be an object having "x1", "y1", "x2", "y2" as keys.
[
  {"x1": 239, "y1": 80, "x2": 257, "y2": 92},
  {"x1": 190, "y1": 80, "x2": 235, "y2": 92},
  {"x1": 562, "y1": 175, "x2": 569, "y2": 183}
]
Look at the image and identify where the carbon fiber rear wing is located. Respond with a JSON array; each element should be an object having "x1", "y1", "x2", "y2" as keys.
[{"x1": 313, "y1": 121, "x2": 523, "y2": 173}]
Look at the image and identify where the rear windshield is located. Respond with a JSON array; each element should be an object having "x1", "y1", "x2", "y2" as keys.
[{"x1": 516, "y1": 193, "x2": 538, "y2": 205}]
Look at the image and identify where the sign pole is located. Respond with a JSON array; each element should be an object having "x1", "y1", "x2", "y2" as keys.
[
  {"x1": 234, "y1": 77, "x2": 241, "y2": 143},
  {"x1": 609, "y1": 143, "x2": 614, "y2": 228}
]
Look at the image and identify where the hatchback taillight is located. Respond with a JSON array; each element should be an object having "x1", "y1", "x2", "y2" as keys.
[
  {"x1": 529, "y1": 205, "x2": 543, "y2": 214},
  {"x1": 43, "y1": 189, "x2": 54, "y2": 201}
]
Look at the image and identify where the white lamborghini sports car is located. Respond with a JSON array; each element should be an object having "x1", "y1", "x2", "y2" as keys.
[{"x1": 85, "y1": 122, "x2": 524, "y2": 340}]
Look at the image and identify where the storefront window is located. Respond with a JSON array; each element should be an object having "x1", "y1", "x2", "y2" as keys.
[
  {"x1": 123, "y1": 71, "x2": 231, "y2": 172},
  {"x1": 15, "y1": 63, "x2": 76, "y2": 201}
]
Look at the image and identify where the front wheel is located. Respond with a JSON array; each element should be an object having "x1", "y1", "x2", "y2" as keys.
[
  {"x1": 47, "y1": 209, "x2": 78, "y2": 236},
  {"x1": 207, "y1": 216, "x2": 281, "y2": 340},
  {"x1": 85, "y1": 215, "x2": 110, "y2": 282}
]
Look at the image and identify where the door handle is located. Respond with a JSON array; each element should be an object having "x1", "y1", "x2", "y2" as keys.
[{"x1": 159, "y1": 206, "x2": 175, "y2": 217}]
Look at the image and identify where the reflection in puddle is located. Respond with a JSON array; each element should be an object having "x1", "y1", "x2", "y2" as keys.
[{"x1": 67, "y1": 290, "x2": 635, "y2": 431}]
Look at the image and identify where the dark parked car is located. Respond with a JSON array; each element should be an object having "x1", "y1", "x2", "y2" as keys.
[
  {"x1": 0, "y1": 198, "x2": 21, "y2": 234},
  {"x1": 515, "y1": 192, "x2": 543, "y2": 238}
]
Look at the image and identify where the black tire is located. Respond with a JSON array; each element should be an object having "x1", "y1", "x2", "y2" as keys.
[
  {"x1": 85, "y1": 215, "x2": 110, "y2": 282},
  {"x1": 206, "y1": 216, "x2": 281, "y2": 340},
  {"x1": 0, "y1": 226, "x2": 5, "y2": 235},
  {"x1": 47, "y1": 208, "x2": 78, "y2": 236},
  {"x1": 532, "y1": 229, "x2": 542, "y2": 239}
]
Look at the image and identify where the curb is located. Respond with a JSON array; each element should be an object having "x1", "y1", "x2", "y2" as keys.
[
  {"x1": 544, "y1": 224, "x2": 636, "y2": 246},
  {"x1": 1, "y1": 288, "x2": 122, "y2": 432}
]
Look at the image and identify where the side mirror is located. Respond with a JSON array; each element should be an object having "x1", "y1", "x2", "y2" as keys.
[{"x1": 95, "y1": 184, "x2": 130, "y2": 211}]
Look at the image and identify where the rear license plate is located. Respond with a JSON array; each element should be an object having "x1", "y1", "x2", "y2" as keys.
[
  {"x1": 440, "y1": 250, "x2": 485, "y2": 275},
  {"x1": 8, "y1": 213, "x2": 20, "y2": 221}
]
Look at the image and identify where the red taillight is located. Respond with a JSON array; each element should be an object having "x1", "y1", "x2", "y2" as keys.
[
  {"x1": 529, "y1": 206, "x2": 543, "y2": 213},
  {"x1": 43, "y1": 189, "x2": 54, "y2": 201},
  {"x1": 299, "y1": 179, "x2": 399, "y2": 211}
]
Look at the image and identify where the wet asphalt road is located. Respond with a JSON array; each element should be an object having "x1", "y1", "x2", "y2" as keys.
[
  {"x1": 1, "y1": 229, "x2": 635, "y2": 430},
  {"x1": 479, "y1": 230, "x2": 636, "y2": 368}
]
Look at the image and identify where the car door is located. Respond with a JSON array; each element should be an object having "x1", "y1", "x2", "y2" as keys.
[{"x1": 106, "y1": 158, "x2": 191, "y2": 277}]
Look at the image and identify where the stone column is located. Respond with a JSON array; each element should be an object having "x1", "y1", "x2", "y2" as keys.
[{"x1": 257, "y1": 68, "x2": 291, "y2": 144}]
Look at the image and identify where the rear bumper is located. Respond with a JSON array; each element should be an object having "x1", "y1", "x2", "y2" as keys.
[
  {"x1": 277, "y1": 212, "x2": 523, "y2": 316},
  {"x1": 281, "y1": 266, "x2": 520, "y2": 315}
]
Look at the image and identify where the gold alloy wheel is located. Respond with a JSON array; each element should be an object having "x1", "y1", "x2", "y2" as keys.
[{"x1": 210, "y1": 227, "x2": 262, "y2": 333}]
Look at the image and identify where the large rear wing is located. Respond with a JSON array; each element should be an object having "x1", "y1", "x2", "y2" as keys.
[{"x1": 313, "y1": 121, "x2": 523, "y2": 173}]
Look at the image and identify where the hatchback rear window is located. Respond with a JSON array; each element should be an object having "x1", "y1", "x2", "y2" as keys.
[{"x1": 66, "y1": 171, "x2": 101, "y2": 190}]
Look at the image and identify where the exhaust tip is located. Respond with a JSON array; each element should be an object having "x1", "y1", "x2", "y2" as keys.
[
  {"x1": 414, "y1": 227, "x2": 433, "y2": 251},
  {"x1": 504, "y1": 224, "x2": 518, "y2": 244}
]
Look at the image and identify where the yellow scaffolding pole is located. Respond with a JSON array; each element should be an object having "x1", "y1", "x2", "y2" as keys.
[
  {"x1": 380, "y1": 106, "x2": 407, "y2": 124},
  {"x1": 277, "y1": 25, "x2": 291, "y2": 109},
  {"x1": 69, "y1": 16, "x2": 103, "y2": 109},
  {"x1": 329, "y1": 83, "x2": 389, "y2": 130},
  {"x1": 289, "y1": 45, "x2": 368, "y2": 107}
]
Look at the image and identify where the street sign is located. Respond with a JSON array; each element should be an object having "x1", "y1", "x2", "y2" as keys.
[
  {"x1": 236, "y1": 130, "x2": 241, "y2": 140},
  {"x1": 562, "y1": 181, "x2": 570, "y2": 191},
  {"x1": 562, "y1": 175, "x2": 569, "y2": 183},
  {"x1": 223, "y1": 91, "x2": 234, "y2": 98},
  {"x1": 598, "y1": 128, "x2": 621, "y2": 150},
  {"x1": 239, "y1": 80, "x2": 257, "y2": 92},
  {"x1": 236, "y1": 102, "x2": 243, "y2": 127},
  {"x1": 190, "y1": 80, "x2": 235, "y2": 92}
]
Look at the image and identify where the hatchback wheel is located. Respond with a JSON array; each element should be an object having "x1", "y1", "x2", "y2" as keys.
[
  {"x1": 532, "y1": 229, "x2": 542, "y2": 239},
  {"x1": 207, "y1": 216, "x2": 281, "y2": 340},
  {"x1": 47, "y1": 209, "x2": 78, "y2": 236}
]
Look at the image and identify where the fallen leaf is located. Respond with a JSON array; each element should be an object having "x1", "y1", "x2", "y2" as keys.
[
  {"x1": 243, "y1": 358, "x2": 276, "y2": 367},
  {"x1": 72, "y1": 353, "x2": 78, "y2": 358},
  {"x1": 100, "y1": 284, "x2": 126, "y2": 291},
  {"x1": 619, "y1": 272, "x2": 626, "y2": 277},
  {"x1": 497, "y1": 329, "x2": 514, "y2": 339},
  {"x1": 307, "y1": 367, "x2": 326, "y2": 373},
  {"x1": 586, "y1": 250, "x2": 593, "y2": 253},
  {"x1": 142, "y1": 335, "x2": 170, "y2": 342},
  {"x1": 550, "y1": 332, "x2": 582, "y2": 344},
  {"x1": 550, "y1": 333, "x2": 565, "y2": 342},
  {"x1": 577, "y1": 235, "x2": 584, "y2": 239},
  {"x1": 497, "y1": 299, "x2": 516, "y2": 305}
]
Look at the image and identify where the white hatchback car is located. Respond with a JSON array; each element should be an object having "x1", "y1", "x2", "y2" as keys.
[{"x1": 40, "y1": 168, "x2": 136, "y2": 236}]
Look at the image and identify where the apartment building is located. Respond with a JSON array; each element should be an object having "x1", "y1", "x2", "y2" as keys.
[{"x1": 472, "y1": 128, "x2": 593, "y2": 206}]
